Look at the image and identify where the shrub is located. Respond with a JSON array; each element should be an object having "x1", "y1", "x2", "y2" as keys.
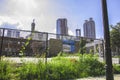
[
  {"x1": 0, "y1": 54, "x2": 105, "y2": 80},
  {"x1": 18, "y1": 60, "x2": 47, "y2": 80},
  {"x1": 113, "y1": 64, "x2": 120, "y2": 74},
  {"x1": 36, "y1": 60, "x2": 47, "y2": 80},
  {"x1": 18, "y1": 62, "x2": 37, "y2": 80},
  {"x1": 48, "y1": 57, "x2": 77, "y2": 80},
  {"x1": 0, "y1": 60, "x2": 13, "y2": 80},
  {"x1": 77, "y1": 54, "x2": 105, "y2": 77}
]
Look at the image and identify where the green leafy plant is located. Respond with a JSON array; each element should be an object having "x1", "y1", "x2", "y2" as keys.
[
  {"x1": 0, "y1": 60, "x2": 13, "y2": 80},
  {"x1": 0, "y1": 54, "x2": 107, "y2": 80},
  {"x1": 18, "y1": 62, "x2": 37, "y2": 80},
  {"x1": 19, "y1": 37, "x2": 32, "y2": 57},
  {"x1": 113, "y1": 64, "x2": 120, "y2": 74}
]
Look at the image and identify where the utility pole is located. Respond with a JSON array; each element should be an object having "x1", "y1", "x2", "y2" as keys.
[{"x1": 101, "y1": 0, "x2": 114, "y2": 80}]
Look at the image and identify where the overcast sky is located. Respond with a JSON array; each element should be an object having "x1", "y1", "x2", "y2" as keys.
[{"x1": 0, "y1": 0, "x2": 120, "y2": 38}]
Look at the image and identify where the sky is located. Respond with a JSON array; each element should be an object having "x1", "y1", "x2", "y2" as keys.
[{"x1": 0, "y1": 0, "x2": 120, "y2": 39}]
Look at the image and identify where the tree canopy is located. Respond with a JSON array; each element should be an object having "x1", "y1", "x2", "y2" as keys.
[{"x1": 110, "y1": 23, "x2": 120, "y2": 53}]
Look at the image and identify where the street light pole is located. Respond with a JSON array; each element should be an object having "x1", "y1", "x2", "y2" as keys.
[{"x1": 101, "y1": 0, "x2": 114, "y2": 80}]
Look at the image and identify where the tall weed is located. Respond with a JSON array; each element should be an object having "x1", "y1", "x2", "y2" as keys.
[{"x1": 0, "y1": 60, "x2": 13, "y2": 80}]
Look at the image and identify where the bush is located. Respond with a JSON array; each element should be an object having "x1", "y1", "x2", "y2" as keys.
[
  {"x1": 78, "y1": 54, "x2": 105, "y2": 77},
  {"x1": 0, "y1": 60, "x2": 13, "y2": 80},
  {"x1": 48, "y1": 57, "x2": 77, "y2": 80},
  {"x1": 18, "y1": 60, "x2": 47, "y2": 80},
  {"x1": 0, "y1": 54, "x2": 106, "y2": 80},
  {"x1": 18, "y1": 62, "x2": 37, "y2": 80},
  {"x1": 113, "y1": 64, "x2": 120, "y2": 74}
]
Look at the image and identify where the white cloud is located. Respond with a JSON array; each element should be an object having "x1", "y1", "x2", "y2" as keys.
[
  {"x1": 0, "y1": 16, "x2": 19, "y2": 29},
  {"x1": 68, "y1": 30, "x2": 74, "y2": 36},
  {"x1": 0, "y1": 0, "x2": 75, "y2": 36}
]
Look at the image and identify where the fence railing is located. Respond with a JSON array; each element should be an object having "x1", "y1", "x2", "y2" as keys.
[{"x1": 0, "y1": 28, "x2": 109, "y2": 58}]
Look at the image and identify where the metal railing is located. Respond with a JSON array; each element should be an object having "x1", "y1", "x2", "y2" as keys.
[{"x1": 0, "y1": 28, "x2": 107, "y2": 58}]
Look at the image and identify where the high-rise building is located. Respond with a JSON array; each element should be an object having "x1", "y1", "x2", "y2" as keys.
[
  {"x1": 83, "y1": 18, "x2": 96, "y2": 39},
  {"x1": 56, "y1": 18, "x2": 68, "y2": 39}
]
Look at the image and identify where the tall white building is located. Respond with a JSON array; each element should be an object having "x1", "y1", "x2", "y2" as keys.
[{"x1": 83, "y1": 18, "x2": 96, "y2": 39}]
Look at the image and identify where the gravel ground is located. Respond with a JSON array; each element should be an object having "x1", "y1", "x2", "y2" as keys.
[{"x1": 76, "y1": 74, "x2": 120, "y2": 80}]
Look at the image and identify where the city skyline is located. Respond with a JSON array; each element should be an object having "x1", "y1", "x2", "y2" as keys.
[{"x1": 0, "y1": 0, "x2": 120, "y2": 38}]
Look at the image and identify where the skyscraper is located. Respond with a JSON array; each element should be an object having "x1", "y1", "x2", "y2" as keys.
[
  {"x1": 56, "y1": 18, "x2": 68, "y2": 39},
  {"x1": 83, "y1": 18, "x2": 96, "y2": 39}
]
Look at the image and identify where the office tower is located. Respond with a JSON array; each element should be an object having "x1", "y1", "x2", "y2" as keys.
[
  {"x1": 83, "y1": 18, "x2": 96, "y2": 39},
  {"x1": 56, "y1": 18, "x2": 68, "y2": 39},
  {"x1": 76, "y1": 29, "x2": 81, "y2": 40}
]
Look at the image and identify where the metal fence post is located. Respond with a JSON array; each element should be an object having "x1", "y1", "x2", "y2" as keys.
[
  {"x1": 45, "y1": 32, "x2": 48, "y2": 64},
  {"x1": 0, "y1": 28, "x2": 5, "y2": 60}
]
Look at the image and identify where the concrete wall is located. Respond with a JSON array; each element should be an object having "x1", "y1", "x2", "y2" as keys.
[{"x1": 49, "y1": 39, "x2": 62, "y2": 56}]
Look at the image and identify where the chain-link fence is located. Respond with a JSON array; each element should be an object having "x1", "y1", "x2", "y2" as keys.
[
  {"x1": 0, "y1": 28, "x2": 119, "y2": 60},
  {"x1": 0, "y1": 28, "x2": 47, "y2": 57},
  {"x1": 0, "y1": 28, "x2": 105, "y2": 57}
]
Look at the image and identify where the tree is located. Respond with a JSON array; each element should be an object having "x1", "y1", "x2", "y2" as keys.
[{"x1": 110, "y1": 23, "x2": 120, "y2": 56}]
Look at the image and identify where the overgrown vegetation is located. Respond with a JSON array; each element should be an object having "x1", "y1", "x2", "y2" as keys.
[
  {"x1": 0, "y1": 59, "x2": 13, "y2": 80},
  {"x1": 19, "y1": 37, "x2": 32, "y2": 56},
  {"x1": 0, "y1": 54, "x2": 120, "y2": 80},
  {"x1": 113, "y1": 64, "x2": 120, "y2": 74}
]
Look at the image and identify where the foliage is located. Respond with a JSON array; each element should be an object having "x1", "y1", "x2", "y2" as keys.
[
  {"x1": 3, "y1": 54, "x2": 120, "y2": 80},
  {"x1": 18, "y1": 62, "x2": 37, "y2": 80},
  {"x1": 113, "y1": 64, "x2": 120, "y2": 74},
  {"x1": 19, "y1": 37, "x2": 32, "y2": 56},
  {"x1": 77, "y1": 54, "x2": 105, "y2": 77},
  {"x1": 0, "y1": 60, "x2": 13, "y2": 80},
  {"x1": 57, "y1": 52, "x2": 80, "y2": 57},
  {"x1": 47, "y1": 58, "x2": 77, "y2": 80},
  {"x1": 110, "y1": 24, "x2": 120, "y2": 54}
]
